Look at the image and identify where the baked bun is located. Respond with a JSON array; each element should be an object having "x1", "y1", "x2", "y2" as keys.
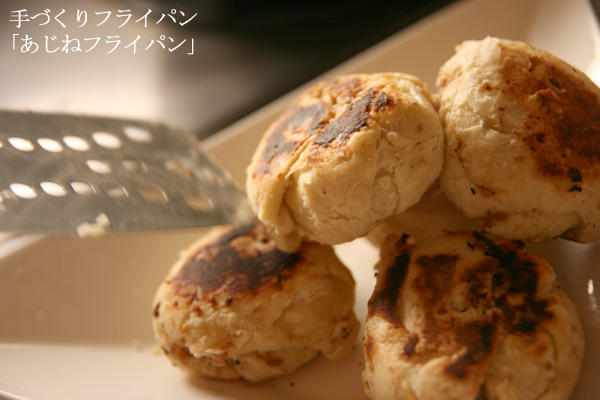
[
  {"x1": 366, "y1": 182, "x2": 479, "y2": 247},
  {"x1": 152, "y1": 220, "x2": 359, "y2": 382},
  {"x1": 246, "y1": 73, "x2": 444, "y2": 252},
  {"x1": 362, "y1": 231, "x2": 584, "y2": 400},
  {"x1": 436, "y1": 36, "x2": 600, "y2": 243}
]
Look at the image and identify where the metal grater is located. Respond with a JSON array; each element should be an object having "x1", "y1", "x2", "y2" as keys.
[{"x1": 0, "y1": 110, "x2": 254, "y2": 236}]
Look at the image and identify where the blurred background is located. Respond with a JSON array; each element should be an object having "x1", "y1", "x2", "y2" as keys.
[{"x1": 0, "y1": 0, "x2": 457, "y2": 139}]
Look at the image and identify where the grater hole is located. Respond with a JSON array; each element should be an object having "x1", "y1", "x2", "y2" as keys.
[
  {"x1": 102, "y1": 183, "x2": 128, "y2": 199},
  {"x1": 164, "y1": 159, "x2": 194, "y2": 180},
  {"x1": 8, "y1": 137, "x2": 35, "y2": 152},
  {"x1": 123, "y1": 126, "x2": 152, "y2": 143},
  {"x1": 37, "y1": 138, "x2": 63, "y2": 152},
  {"x1": 123, "y1": 160, "x2": 148, "y2": 172},
  {"x1": 71, "y1": 181, "x2": 95, "y2": 195},
  {"x1": 40, "y1": 181, "x2": 67, "y2": 197},
  {"x1": 92, "y1": 132, "x2": 122, "y2": 149},
  {"x1": 10, "y1": 183, "x2": 37, "y2": 199},
  {"x1": 139, "y1": 187, "x2": 168, "y2": 204},
  {"x1": 185, "y1": 194, "x2": 213, "y2": 212},
  {"x1": 123, "y1": 160, "x2": 139, "y2": 171},
  {"x1": 63, "y1": 136, "x2": 90, "y2": 151},
  {"x1": 87, "y1": 159, "x2": 111, "y2": 174}
]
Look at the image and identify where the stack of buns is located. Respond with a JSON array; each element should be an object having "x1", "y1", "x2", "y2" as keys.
[{"x1": 153, "y1": 37, "x2": 599, "y2": 399}]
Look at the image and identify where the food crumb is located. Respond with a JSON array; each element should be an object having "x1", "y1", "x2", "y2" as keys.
[
  {"x1": 289, "y1": 382, "x2": 295, "y2": 387},
  {"x1": 76, "y1": 213, "x2": 110, "y2": 238}
]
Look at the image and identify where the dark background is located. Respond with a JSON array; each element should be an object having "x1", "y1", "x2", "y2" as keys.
[
  {"x1": 154, "y1": 0, "x2": 458, "y2": 137},
  {"x1": 0, "y1": 0, "x2": 456, "y2": 139}
]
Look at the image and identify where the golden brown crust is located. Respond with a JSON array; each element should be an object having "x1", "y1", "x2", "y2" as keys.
[
  {"x1": 252, "y1": 74, "x2": 423, "y2": 180},
  {"x1": 362, "y1": 231, "x2": 584, "y2": 400},
  {"x1": 153, "y1": 219, "x2": 360, "y2": 382},
  {"x1": 367, "y1": 232, "x2": 557, "y2": 369},
  {"x1": 167, "y1": 220, "x2": 300, "y2": 300},
  {"x1": 252, "y1": 101, "x2": 329, "y2": 178},
  {"x1": 367, "y1": 235, "x2": 413, "y2": 327},
  {"x1": 247, "y1": 72, "x2": 444, "y2": 250},
  {"x1": 494, "y1": 40, "x2": 600, "y2": 187},
  {"x1": 436, "y1": 37, "x2": 600, "y2": 243}
]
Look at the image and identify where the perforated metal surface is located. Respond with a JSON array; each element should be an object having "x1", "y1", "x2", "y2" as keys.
[{"x1": 0, "y1": 110, "x2": 253, "y2": 235}]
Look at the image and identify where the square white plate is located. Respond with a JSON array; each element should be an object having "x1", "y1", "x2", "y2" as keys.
[{"x1": 1, "y1": 0, "x2": 599, "y2": 399}]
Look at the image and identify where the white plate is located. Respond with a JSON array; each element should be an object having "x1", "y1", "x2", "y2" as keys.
[{"x1": 1, "y1": 0, "x2": 599, "y2": 399}]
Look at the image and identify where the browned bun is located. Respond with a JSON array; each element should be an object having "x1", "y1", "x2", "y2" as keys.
[
  {"x1": 362, "y1": 231, "x2": 584, "y2": 400},
  {"x1": 437, "y1": 37, "x2": 600, "y2": 243},
  {"x1": 153, "y1": 219, "x2": 359, "y2": 382},
  {"x1": 246, "y1": 73, "x2": 444, "y2": 251}
]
